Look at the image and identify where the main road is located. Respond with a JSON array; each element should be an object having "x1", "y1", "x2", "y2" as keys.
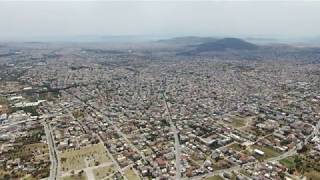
[
  {"x1": 43, "y1": 120, "x2": 59, "y2": 180},
  {"x1": 163, "y1": 92, "x2": 182, "y2": 179}
]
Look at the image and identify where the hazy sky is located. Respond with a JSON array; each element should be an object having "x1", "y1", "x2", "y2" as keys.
[{"x1": 0, "y1": 1, "x2": 320, "y2": 41}]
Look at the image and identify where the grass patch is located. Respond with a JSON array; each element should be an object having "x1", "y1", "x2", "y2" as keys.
[
  {"x1": 280, "y1": 156, "x2": 296, "y2": 169},
  {"x1": 93, "y1": 165, "x2": 117, "y2": 180},
  {"x1": 60, "y1": 143, "x2": 111, "y2": 172},
  {"x1": 124, "y1": 168, "x2": 140, "y2": 180}
]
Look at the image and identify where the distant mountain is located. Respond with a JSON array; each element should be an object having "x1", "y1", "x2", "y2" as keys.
[
  {"x1": 195, "y1": 38, "x2": 258, "y2": 52},
  {"x1": 158, "y1": 36, "x2": 218, "y2": 45}
]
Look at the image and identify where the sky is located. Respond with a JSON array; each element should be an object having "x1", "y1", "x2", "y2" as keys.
[{"x1": 0, "y1": 1, "x2": 320, "y2": 41}]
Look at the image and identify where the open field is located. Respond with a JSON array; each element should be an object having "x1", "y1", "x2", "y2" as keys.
[
  {"x1": 231, "y1": 118, "x2": 246, "y2": 127},
  {"x1": 205, "y1": 175, "x2": 224, "y2": 180},
  {"x1": 93, "y1": 165, "x2": 117, "y2": 180},
  {"x1": 62, "y1": 173, "x2": 87, "y2": 180},
  {"x1": 60, "y1": 143, "x2": 111, "y2": 172},
  {"x1": 227, "y1": 115, "x2": 255, "y2": 129},
  {"x1": 305, "y1": 170, "x2": 320, "y2": 180},
  {"x1": 227, "y1": 115, "x2": 247, "y2": 128},
  {"x1": 124, "y1": 168, "x2": 141, "y2": 180},
  {"x1": 250, "y1": 145, "x2": 281, "y2": 161}
]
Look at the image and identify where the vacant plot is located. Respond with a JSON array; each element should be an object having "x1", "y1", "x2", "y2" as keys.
[
  {"x1": 93, "y1": 165, "x2": 117, "y2": 180},
  {"x1": 205, "y1": 175, "x2": 224, "y2": 180},
  {"x1": 25, "y1": 143, "x2": 48, "y2": 154},
  {"x1": 227, "y1": 115, "x2": 246, "y2": 128},
  {"x1": 141, "y1": 147, "x2": 153, "y2": 156},
  {"x1": 0, "y1": 96, "x2": 9, "y2": 113},
  {"x1": 124, "y1": 168, "x2": 140, "y2": 180},
  {"x1": 191, "y1": 153, "x2": 206, "y2": 165},
  {"x1": 21, "y1": 174, "x2": 37, "y2": 180},
  {"x1": 212, "y1": 159, "x2": 232, "y2": 170},
  {"x1": 6, "y1": 142, "x2": 48, "y2": 161},
  {"x1": 231, "y1": 118, "x2": 246, "y2": 127},
  {"x1": 72, "y1": 110, "x2": 85, "y2": 119},
  {"x1": 228, "y1": 143, "x2": 245, "y2": 152},
  {"x1": 60, "y1": 143, "x2": 111, "y2": 172}
]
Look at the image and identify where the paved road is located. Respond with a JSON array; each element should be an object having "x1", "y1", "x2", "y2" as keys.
[
  {"x1": 163, "y1": 92, "x2": 182, "y2": 179},
  {"x1": 49, "y1": 122, "x2": 61, "y2": 179},
  {"x1": 43, "y1": 121, "x2": 59, "y2": 180}
]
